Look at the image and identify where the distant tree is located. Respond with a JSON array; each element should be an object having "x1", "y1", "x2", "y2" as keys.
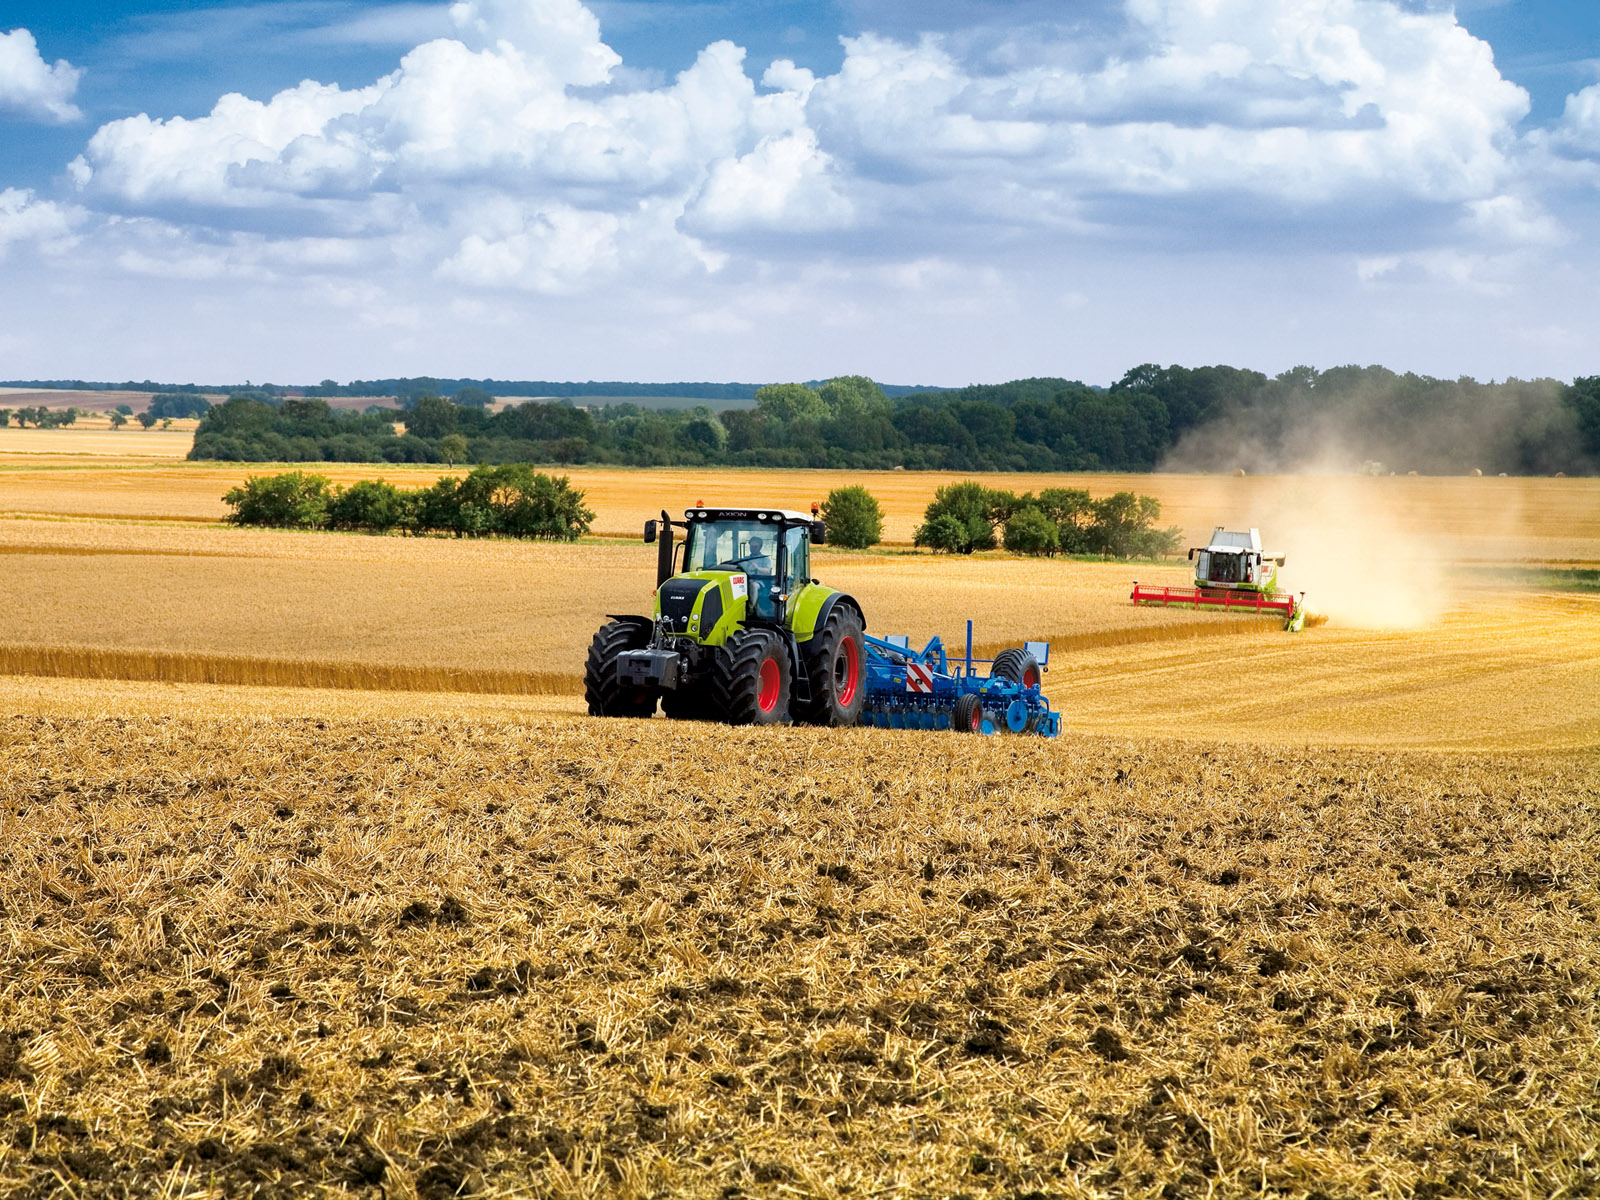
[
  {"x1": 222, "y1": 472, "x2": 334, "y2": 528},
  {"x1": 148, "y1": 392, "x2": 211, "y2": 419},
  {"x1": 1567, "y1": 376, "x2": 1600, "y2": 461},
  {"x1": 1033, "y1": 487, "x2": 1093, "y2": 553},
  {"x1": 109, "y1": 412, "x2": 127, "y2": 430},
  {"x1": 452, "y1": 385, "x2": 495, "y2": 408},
  {"x1": 754, "y1": 383, "x2": 827, "y2": 424},
  {"x1": 1003, "y1": 506, "x2": 1059, "y2": 556},
  {"x1": 114, "y1": 404, "x2": 134, "y2": 416},
  {"x1": 0, "y1": 409, "x2": 10, "y2": 428},
  {"x1": 820, "y1": 485, "x2": 883, "y2": 549},
  {"x1": 161, "y1": 418, "x2": 173, "y2": 431},
  {"x1": 438, "y1": 433, "x2": 469, "y2": 465},
  {"x1": 818, "y1": 375, "x2": 891, "y2": 419},
  {"x1": 405, "y1": 395, "x2": 458, "y2": 440},
  {"x1": 1085, "y1": 492, "x2": 1181, "y2": 558},
  {"x1": 137, "y1": 412, "x2": 157, "y2": 430},
  {"x1": 913, "y1": 482, "x2": 1000, "y2": 554}
]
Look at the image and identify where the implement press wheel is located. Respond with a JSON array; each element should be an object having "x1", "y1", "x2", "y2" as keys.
[
  {"x1": 952, "y1": 693, "x2": 984, "y2": 734},
  {"x1": 989, "y1": 647, "x2": 1042, "y2": 689},
  {"x1": 712, "y1": 629, "x2": 791, "y2": 725},
  {"x1": 796, "y1": 605, "x2": 867, "y2": 727},
  {"x1": 584, "y1": 618, "x2": 658, "y2": 718}
]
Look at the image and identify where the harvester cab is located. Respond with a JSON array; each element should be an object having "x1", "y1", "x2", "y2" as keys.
[
  {"x1": 1188, "y1": 528, "x2": 1286, "y2": 596},
  {"x1": 586, "y1": 504, "x2": 868, "y2": 727}
]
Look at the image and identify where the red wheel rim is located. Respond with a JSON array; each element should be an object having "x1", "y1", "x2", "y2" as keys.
[
  {"x1": 836, "y1": 636, "x2": 860, "y2": 706},
  {"x1": 757, "y1": 657, "x2": 780, "y2": 712},
  {"x1": 1023, "y1": 666, "x2": 1039, "y2": 689},
  {"x1": 969, "y1": 706, "x2": 982, "y2": 732}
]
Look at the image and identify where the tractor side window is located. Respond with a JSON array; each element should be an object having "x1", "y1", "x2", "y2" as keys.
[{"x1": 784, "y1": 526, "x2": 809, "y2": 583}]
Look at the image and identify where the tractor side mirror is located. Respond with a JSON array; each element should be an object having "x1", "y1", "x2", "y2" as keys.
[
  {"x1": 810, "y1": 520, "x2": 826, "y2": 544},
  {"x1": 1256, "y1": 552, "x2": 1262, "y2": 565},
  {"x1": 1187, "y1": 548, "x2": 1194, "y2": 561},
  {"x1": 644, "y1": 519, "x2": 657, "y2": 544}
]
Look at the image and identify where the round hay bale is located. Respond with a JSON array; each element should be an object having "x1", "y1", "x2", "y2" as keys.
[
  {"x1": 1469, "y1": 468, "x2": 1483, "y2": 477},
  {"x1": 1407, "y1": 470, "x2": 1418, "y2": 476},
  {"x1": 1232, "y1": 468, "x2": 1246, "y2": 477},
  {"x1": 1555, "y1": 471, "x2": 1566, "y2": 478}
]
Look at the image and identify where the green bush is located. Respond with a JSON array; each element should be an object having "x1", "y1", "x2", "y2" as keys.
[
  {"x1": 1002, "y1": 506, "x2": 1059, "y2": 556},
  {"x1": 820, "y1": 485, "x2": 883, "y2": 549},
  {"x1": 328, "y1": 479, "x2": 402, "y2": 531},
  {"x1": 915, "y1": 514, "x2": 972, "y2": 554},
  {"x1": 1085, "y1": 492, "x2": 1181, "y2": 558},
  {"x1": 913, "y1": 481, "x2": 998, "y2": 554},
  {"x1": 223, "y1": 472, "x2": 335, "y2": 528},
  {"x1": 222, "y1": 466, "x2": 593, "y2": 541}
]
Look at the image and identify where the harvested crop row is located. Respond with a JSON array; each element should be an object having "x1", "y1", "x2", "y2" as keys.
[{"x1": 1, "y1": 716, "x2": 1596, "y2": 1198}]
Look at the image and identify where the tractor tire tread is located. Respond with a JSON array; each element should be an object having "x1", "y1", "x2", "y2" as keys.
[
  {"x1": 584, "y1": 618, "x2": 657, "y2": 718},
  {"x1": 796, "y1": 606, "x2": 867, "y2": 727},
  {"x1": 711, "y1": 629, "x2": 789, "y2": 725}
]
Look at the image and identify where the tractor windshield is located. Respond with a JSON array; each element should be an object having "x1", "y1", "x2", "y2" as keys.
[{"x1": 685, "y1": 520, "x2": 781, "y2": 579}]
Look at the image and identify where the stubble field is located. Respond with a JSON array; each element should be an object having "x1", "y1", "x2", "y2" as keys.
[{"x1": 0, "y1": 453, "x2": 1596, "y2": 1197}]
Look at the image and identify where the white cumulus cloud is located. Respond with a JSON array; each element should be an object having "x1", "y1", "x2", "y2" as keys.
[
  {"x1": 0, "y1": 189, "x2": 80, "y2": 257},
  {"x1": 42, "y1": 0, "x2": 1570, "y2": 309},
  {"x1": 0, "y1": 28, "x2": 82, "y2": 122}
]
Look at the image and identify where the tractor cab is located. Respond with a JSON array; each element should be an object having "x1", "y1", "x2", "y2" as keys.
[
  {"x1": 676, "y1": 510, "x2": 814, "y2": 621},
  {"x1": 646, "y1": 506, "x2": 824, "y2": 630}
]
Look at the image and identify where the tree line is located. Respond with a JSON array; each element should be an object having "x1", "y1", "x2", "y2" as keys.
[
  {"x1": 185, "y1": 367, "x2": 1600, "y2": 475},
  {"x1": 0, "y1": 407, "x2": 79, "y2": 428},
  {"x1": 817, "y1": 482, "x2": 1178, "y2": 558},
  {"x1": 222, "y1": 465, "x2": 594, "y2": 540}
]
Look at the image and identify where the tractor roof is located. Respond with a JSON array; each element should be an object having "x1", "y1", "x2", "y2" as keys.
[{"x1": 685, "y1": 507, "x2": 816, "y2": 524}]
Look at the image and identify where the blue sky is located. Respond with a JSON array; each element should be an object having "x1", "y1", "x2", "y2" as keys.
[{"x1": 1, "y1": 0, "x2": 1597, "y2": 385}]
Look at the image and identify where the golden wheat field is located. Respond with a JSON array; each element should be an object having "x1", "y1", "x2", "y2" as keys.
[
  {"x1": 1, "y1": 458, "x2": 1597, "y2": 1198},
  {"x1": 1, "y1": 717, "x2": 1597, "y2": 1200}
]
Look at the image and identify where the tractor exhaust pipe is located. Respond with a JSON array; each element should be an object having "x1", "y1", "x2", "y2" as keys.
[{"x1": 656, "y1": 509, "x2": 674, "y2": 587}]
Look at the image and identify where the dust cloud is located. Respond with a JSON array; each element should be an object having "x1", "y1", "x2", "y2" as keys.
[{"x1": 1265, "y1": 475, "x2": 1448, "y2": 629}]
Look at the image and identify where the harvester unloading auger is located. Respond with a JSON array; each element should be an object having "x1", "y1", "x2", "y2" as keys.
[
  {"x1": 1131, "y1": 527, "x2": 1307, "y2": 632},
  {"x1": 585, "y1": 504, "x2": 1061, "y2": 734}
]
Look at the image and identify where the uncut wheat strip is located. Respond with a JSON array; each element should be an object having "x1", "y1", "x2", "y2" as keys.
[{"x1": 0, "y1": 643, "x2": 579, "y2": 696}]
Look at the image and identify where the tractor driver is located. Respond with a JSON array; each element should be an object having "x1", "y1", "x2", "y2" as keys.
[
  {"x1": 744, "y1": 535, "x2": 777, "y2": 619},
  {"x1": 745, "y1": 535, "x2": 775, "y2": 577}
]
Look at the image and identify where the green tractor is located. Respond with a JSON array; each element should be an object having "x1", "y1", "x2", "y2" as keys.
[{"x1": 585, "y1": 505, "x2": 867, "y2": 726}]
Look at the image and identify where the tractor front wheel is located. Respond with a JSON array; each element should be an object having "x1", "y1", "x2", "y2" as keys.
[
  {"x1": 713, "y1": 629, "x2": 790, "y2": 725},
  {"x1": 584, "y1": 619, "x2": 657, "y2": 718},
  {"x1": 796, "y1": 606, "x2": 866, "y2": 727}
]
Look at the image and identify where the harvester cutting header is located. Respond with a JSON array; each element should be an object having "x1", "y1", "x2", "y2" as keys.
[
  {"x1": 586, "y1": 502, "x2": 1061, "y2": 734},
  {"x1": 1131, "y1": 526, "x2": 1306, "y2": 631}
]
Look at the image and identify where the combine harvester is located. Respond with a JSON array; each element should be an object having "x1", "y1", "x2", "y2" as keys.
[
  {"x1": 1131, "y1": 527, "x2": 1307, "y2": 632},
  {"x1": 586, "y1": 502, "x2": 1061, "y2": 734}
]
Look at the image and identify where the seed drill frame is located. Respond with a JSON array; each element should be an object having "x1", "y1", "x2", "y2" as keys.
[{"x1": 860, "y1": 621, "x2": 1062, "y2": 736}]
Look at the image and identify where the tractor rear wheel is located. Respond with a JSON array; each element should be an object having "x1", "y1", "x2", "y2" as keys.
[
  {"x1": 952, "y1": 693, "x2": 984, "y2": 733},
  {"x1": 584, "y1": 619, "x2": 657, "y2": 718},
  {"x1": 713, "y1": 629, "x2": 790, "y2": 725},
  {"x1": 796, "y1": 606, "x2": 866, "y2": 727},
  {"x1": 989, "y1": 647, "x2": 1042, "y2": 689}
]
